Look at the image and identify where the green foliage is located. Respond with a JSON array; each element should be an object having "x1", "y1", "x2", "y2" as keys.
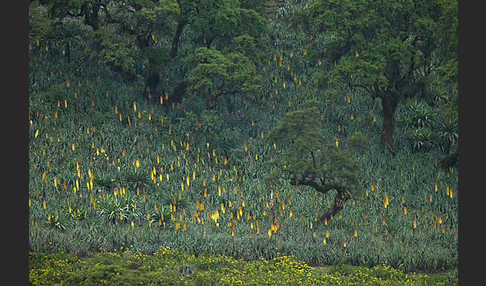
[
  {"x1": 398, "y1": 97, "x2": 457, "y2": 153},
  {"x1": 29, "y1": 249, "x2": 458, "y2": 286},
  {"x1": 347, "y1": 131, "x2": 369, "y2": 153},
  {"x1": 96, "y1": 191, "x2": 141, "y2": 224},
  {"x1": 401, "y1": 100, "x2": 436, "y2": 130},
  {"x1": 185, "y1": 47, "x2": 262, "y2": 109},
  {"x1": 191, "y1": 0, "x2": 240, "y2": 48},
  {"x1": 304, "y1": 0, "x2": 458, "y2": 148},
  {"x1": 29, "y1": 1, "x2": 55, "y2": 41},
  {"x1": 88, "y1": 27, "x2": 138, "y2": 82},
  {"x1": 266, "y1": 99, "x2": 360, "y2": 198},
  {"x1": 226, "y1": 34, "x2": 264, "y2": 70}
]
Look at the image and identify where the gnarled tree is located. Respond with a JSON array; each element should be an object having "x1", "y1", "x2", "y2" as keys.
[{"x1": 265, "y1": 99, "x2": 361, "y2": 224}]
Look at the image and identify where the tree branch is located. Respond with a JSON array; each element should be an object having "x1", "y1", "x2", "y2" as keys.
[
  {"x1": 311, "y1": 151, "x2": 317, "y2": 170},
  {"x1": 317, "y1": 190, "x2": 351, "y2": 225},
  {"x1": 290, "y1": 176, "x2": 342, "y2": 194}
]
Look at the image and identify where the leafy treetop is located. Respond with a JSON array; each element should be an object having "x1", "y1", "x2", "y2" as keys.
[{"x1": 265, "y1": 99, "x2": 361, "y2": 223}]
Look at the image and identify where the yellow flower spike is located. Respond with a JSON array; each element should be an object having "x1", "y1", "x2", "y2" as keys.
[
  {"x1": 136, "y1": 160, "x2": 140, "y2": 168},
  {"x1": 133, "y1": 101, "x2": 137, "y2": 112},
  {"x1": 323, "y1": 238, "x2": 327, "y2": 245},
  {"x1": 354, "y1": 229, "x2": 358, "y2": 237},
  {"x1": 42, "y1": 200, "x2": 46, "y2": 210}
]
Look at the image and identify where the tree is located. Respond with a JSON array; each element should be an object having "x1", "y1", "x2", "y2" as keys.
[
  {"x1": 184, "y1": 47, "x2": 262, "y2": 110},
  {"x1": 37, "y1": 0, "x2": 179, "y2": 96},
  {"x1": 265, "y1": 99, "x2": 361, "y2": 224},
  {"x1": 35, "y1": 0, "x2": 267, "y2": 103},
  {"x1": 303, "y1": 0, "x2": 458, "y2": 153}
]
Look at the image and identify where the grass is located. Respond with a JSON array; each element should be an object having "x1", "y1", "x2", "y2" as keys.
[{"x1": 29, "y1": 248, "x2": 458, "y2": 286}]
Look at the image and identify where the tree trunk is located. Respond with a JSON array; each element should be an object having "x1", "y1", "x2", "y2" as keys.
[
  {"x1": 290, "y1": 177, "x2": 351, "y2": 225},
  {"x1": 380, "y1": 95, "x2": 398, "y2": 153},
  {"x1": 170, "y1": 21, "x2": 186, "y2": 58},
  {"x1": 144, "y1": 66, "x2": 160, "y2": 100},
  {"x1": 318, "y1": 190, "x2": 351, "y2": 225},
  {"x1": 82, "y1": 2, "x2": 100, "y2": 31},
  {"x1": 439, "y1": 151, "x2": 458, "y2": 170}
]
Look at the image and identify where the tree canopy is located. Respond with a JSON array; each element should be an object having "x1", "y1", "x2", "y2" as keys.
[
  {"x1": 302, "y1": 0, "x2": 458, "y2": 152},
  {"x1": 265, "y1": 99, "x2": 361, "y2": 223}
]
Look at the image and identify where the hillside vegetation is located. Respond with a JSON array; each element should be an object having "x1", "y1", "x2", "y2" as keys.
[{"x1": 28, "y1": 0, "x2": 458, "y2": 284}]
